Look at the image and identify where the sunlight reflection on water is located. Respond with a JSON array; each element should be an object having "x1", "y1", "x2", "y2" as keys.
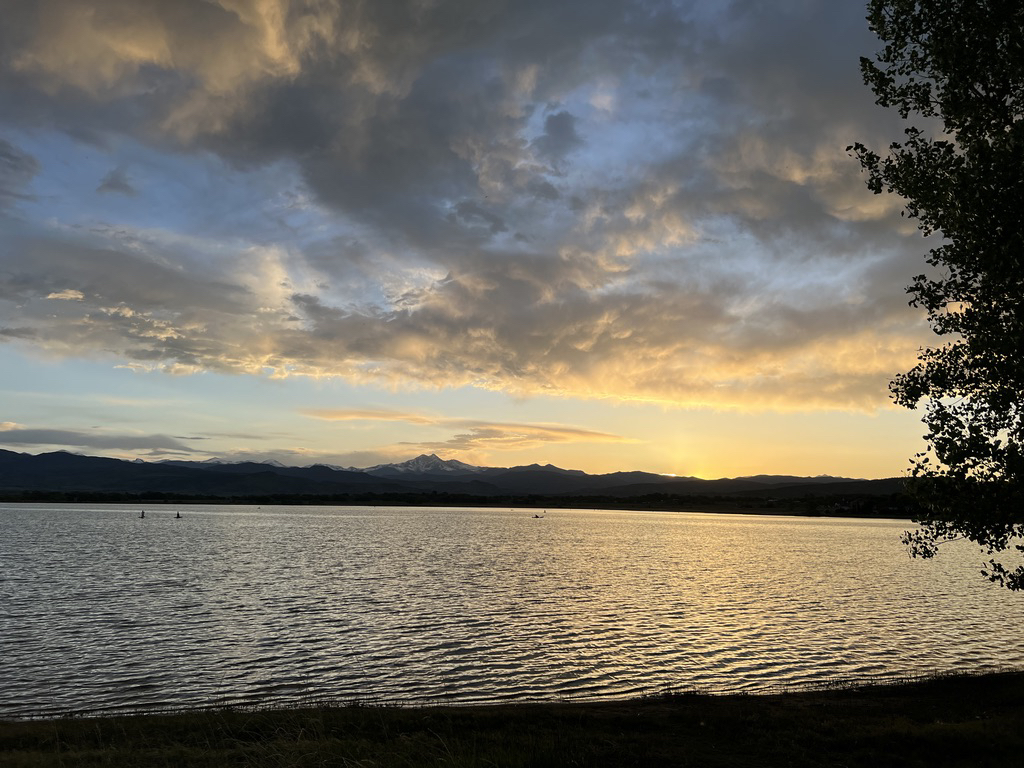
[{"x1": 2, "y1": 503, "x2": 1022, "y2": 717}]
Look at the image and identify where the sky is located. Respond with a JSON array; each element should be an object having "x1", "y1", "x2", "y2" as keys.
[{"x1": 0, "y1": 0, "x2": 938, "y2": 478}]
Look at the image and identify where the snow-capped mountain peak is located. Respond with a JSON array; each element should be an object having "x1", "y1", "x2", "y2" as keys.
[
  {"x1": 159, "y1": 457, "x2": 289, "y2": 468},
  {"x1": 364, "y1": 453, "x2": 483, "y2": 474}
]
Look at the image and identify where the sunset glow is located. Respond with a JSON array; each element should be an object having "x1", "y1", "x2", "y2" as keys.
[{"x1": 0, "y1": 0, "x2": 930, "y2": 477}]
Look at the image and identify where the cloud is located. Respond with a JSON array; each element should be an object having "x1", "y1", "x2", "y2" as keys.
[
  {"x1": 0, "y1": 0, "x2": 935, "y2": 413},
  {"x1": 200, "y1": 431, "x2": 272, "y2": 440},
  {"x1": 96, "y1": 166, "x2": 136, "y2": 196},
  {"x1": 303, "y1": 408, "x2": 439, "y2": 426},
  {"x1": 403, "y1": 420, "x2": 637, "y2": 454},
  {"x1": 304, "y1": 406, "x2": 638, "y2": 454},
  {"x1": 0, "y1": 327, "x2": 36, "y2": 339},
  {"x1": 531, "y1": 110, "x2": 583, "y2": 163},
  {"x1": 96, "y1": 395, "x2": 185, "y2": 407},
  {"x1": 304, "y1": 405, "x2": 634, "y2": 454},
  {"x1": 46, "y1": 289, "x2": 84, "y2": 300},
  {"x1": 5, "y1": 0, "x2": 333, "y2": 100},
  {"x1": 0, "y1": 216, "x2": 928, "y2": 410},
  {"x1": 0, "y1": 424, "x2": 200, "y2": 453},
  {"x1": 0, "y1": 137, "x2": 38, "y2": 208}
]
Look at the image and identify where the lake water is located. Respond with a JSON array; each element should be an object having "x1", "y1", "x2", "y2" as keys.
[{"x1": 2, "y1": 503, "x2": 1023, "y2": 718}]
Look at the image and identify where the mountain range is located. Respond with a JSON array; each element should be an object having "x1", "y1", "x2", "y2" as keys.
[{"x1": 0, "y1": 450, "x2": 906, "y2": 499}]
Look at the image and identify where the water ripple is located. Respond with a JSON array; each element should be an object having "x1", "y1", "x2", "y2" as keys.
[{"x1": 3, "y1": 503, "x2": 1024, "y2": 718}]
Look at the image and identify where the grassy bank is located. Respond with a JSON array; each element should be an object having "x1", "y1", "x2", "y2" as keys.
[{"x1": 3, "y1": 672, "x2": 1023, "y2": 767}]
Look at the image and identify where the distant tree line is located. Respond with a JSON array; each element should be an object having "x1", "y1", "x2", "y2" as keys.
[{"x1": 0, "y1": 489, "x2": 924, "y2": 518}]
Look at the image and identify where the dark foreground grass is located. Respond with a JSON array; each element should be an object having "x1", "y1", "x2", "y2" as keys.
[{"x1": 3, "y1": 671, "x2": 1023, "y2": 767}]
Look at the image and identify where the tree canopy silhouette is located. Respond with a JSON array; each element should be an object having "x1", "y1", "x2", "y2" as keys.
[{"x1": 849, "y1": 0, "x2": 1024, "y2": 588}]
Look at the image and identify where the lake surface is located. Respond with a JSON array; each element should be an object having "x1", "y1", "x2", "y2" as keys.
[{"x1": 2, "y1": 503, "x2": 1023, "y2": 718}]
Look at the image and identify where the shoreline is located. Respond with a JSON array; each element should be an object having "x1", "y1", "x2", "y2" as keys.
[
  {"x1": 5, "y1": 667, "x2": 1007, "y2": 723},
  {"x1": 4, "y1": 670, "x2": 1023, "y2": 766}
]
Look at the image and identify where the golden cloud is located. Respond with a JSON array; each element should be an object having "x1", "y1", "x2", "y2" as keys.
[
  {"x1": 46, "y1": 289, "x2": 84, "y2": 300},
  {"x1": 301, "y1": 408, "x2": 635, "y2": 453},
  {"x1": 302, "y1": 407, "x2": 439, "y2": 426}
]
